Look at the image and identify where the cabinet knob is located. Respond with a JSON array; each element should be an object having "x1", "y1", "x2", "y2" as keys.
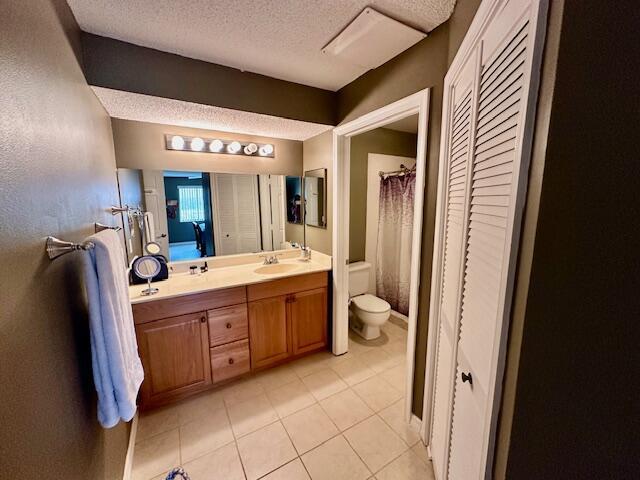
[
  {"x1": 461, "y1": 371, "x2": 473, "y2": 385},
  {"x1": 200, "y1": 316, "x2": 206, "y2": 323},
  {"x1": 226, "y1": 323, "x2": 232, "y2": 329},
  {"x1": 228, "y1": 358, "x2": 234, "y2": 365}
]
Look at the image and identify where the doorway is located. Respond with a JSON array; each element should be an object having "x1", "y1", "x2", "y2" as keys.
[{"x1": 332, "y1": 89, "x2": 430, "y2": 425}]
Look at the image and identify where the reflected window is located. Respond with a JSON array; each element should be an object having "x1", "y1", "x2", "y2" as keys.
[{"x1": 178, "y1": 185, "x2": 205, "y2": 222}]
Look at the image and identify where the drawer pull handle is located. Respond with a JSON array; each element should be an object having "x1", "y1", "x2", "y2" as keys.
[
  {"x1": 228, "y1": 358, "x2": 234, "y2": 365},
  {"x1": 461, "y1": 371, "x2": 473, "y2": 385},
  {"x1": 226, "y1": 323, "x2": 232, "y2": 329},
  {"x1": 200, "y1": 316, "x2": 206, "y2": 323}
]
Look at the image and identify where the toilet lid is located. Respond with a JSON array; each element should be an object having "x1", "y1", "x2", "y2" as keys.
[{"x1": 352, "y1": 294, "x2": 390, "y2": 313}]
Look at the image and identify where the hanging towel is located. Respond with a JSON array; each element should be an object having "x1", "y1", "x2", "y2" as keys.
[
  {"x1": 82, "y1": 229, "x2": 144, "y2": 428},
  {"x1": 143, "y1": 211, "x2": 155, "y2": 244}
]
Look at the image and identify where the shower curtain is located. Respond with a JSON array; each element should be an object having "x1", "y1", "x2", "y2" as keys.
[{"x1": 376, "y1": 173, "x2": 415, "y2": 316}]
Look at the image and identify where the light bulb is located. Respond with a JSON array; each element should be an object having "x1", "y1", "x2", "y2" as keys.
[
  {"x1": 190, "y1": 137, "x2": 204, "y2": 151},
  {"x1": 247, "y1": 143, "x2": 258, "y2": 153},
  {"x1": 259, "y1": 144, "x2": 274, "y2": 156},
  {"x1": 243, "y1": 146, "x2": 252, "y2": 155},
  {"x1": 209, "y1": 139, "x2": 224, "y2": 152},
  {"x1": 227, "y1": 141, "x2": 241, "y2": 154},
  {"x1": 170, "y1": 135, "x2": 185, "y2": 150}
]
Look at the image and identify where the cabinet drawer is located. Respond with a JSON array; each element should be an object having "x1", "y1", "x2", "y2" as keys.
[
  {"x1": 208, "y1": 304, "x2": 248, "y2": 347},
  {"x1": 211, "y1": 339, "x2": 250, "y2": 383}
]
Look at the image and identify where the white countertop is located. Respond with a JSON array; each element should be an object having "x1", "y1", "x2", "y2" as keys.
[{"x1": 129, "y1": 249, "x2": 332, "y2": 304}]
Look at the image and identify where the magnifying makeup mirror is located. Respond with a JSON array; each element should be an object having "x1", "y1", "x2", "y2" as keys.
[
  {"x1": 144, "y1": 241, "x2": 162, "y2": 255},
  {"x1": 132, "y1": 255, "x2": 162, "y2": 296}
]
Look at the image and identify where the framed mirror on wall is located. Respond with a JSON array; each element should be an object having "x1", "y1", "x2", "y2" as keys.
[{"x1": 304, "y1": 168, "x2": 327, "y2": 229}]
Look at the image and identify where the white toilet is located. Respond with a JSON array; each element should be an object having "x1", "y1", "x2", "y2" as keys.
[{"x1": 348, "y1": 261, "x2": 391, "y2": 340}]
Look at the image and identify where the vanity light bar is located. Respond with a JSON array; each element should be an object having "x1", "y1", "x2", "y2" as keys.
[{"x1": 164, "y1": 134, "x2": 275, "y2": 158}]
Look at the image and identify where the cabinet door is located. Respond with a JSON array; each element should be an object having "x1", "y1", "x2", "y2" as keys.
[
  {"x1": 136, "y1": 312, "x2": 211, "y2": 407},
  {"x1": 248, "y1": 295, "x2": 290, "y2": 369},
  {"x1": 290, "y1": 287, "x2": 327, "y2": 355}
]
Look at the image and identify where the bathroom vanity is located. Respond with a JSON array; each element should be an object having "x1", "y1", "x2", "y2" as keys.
[{"x1": 129, "y1": 252, "x2": 331, "y2": 409}]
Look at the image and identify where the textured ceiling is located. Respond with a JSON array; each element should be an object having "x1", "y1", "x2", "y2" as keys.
[
  {"x1": 93, "y1": 87, "x2": 333, "y2": 141},
  {"x1": 68, "y1": 0, "x2": 456, "y2": 90}
]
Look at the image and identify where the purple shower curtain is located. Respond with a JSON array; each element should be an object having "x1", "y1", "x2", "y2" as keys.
[{"x1": 376, "y1": 173, "x2": 415, "y2": 315}]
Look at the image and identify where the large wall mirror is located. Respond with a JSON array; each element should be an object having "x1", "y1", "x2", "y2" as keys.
[
  {"x1": 304, "y1": 168, "x2": 327, "y2": 229},
  {"x1": 117, "y1": 168, "x2": 290, "y2": 262}
]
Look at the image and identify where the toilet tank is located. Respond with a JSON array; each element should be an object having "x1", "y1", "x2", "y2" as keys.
[{"x1": 348, "y1": 261, "x2": 371, "y2": 296}]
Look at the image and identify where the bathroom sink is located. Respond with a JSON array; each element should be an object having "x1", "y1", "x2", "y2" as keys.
[{"x1": 254, "y1": 263, "x2": 300, "y2": 275}]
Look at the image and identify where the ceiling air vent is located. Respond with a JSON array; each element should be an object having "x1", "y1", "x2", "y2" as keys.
[{"x1": 322, "y1": 7, "x2": 427, "y2": 70}]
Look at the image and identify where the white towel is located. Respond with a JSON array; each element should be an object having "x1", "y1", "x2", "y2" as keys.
[
  {"x1": 143, "y1": 211, "x2": 155, "y2": 244},
  {"x1": 83, "y1": 229, "x2": 144, "y2": 428}
]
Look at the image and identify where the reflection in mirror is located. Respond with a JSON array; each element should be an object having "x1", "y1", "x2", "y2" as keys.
[
  {"x1": 304, "y1": 168, "x2": 327, "y2": 229},
  {"x1": 144, "y1": 241, "x2": 161, "y2": 255},
  {"x1": 133, "y1": 255, "x2": 161, "y2": 296},
  {"x1": 285, "y1": 176, "x2": 303, "y2": 225},
  {"x1": 117, "y1": 169, "x2": 291, "y2": 263}
]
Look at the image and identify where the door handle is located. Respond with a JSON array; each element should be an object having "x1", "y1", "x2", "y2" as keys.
[
  {"x1": 160, "y1": 233, "x2": 167, "y2": 238},
  {"x1": 461, "y1": 371, "x2": 473, "y2": 385}
]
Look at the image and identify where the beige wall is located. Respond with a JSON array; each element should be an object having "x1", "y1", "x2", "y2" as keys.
[
  {"x1": 300, "y1": 130, "x2": 333, "y2": 255},
  {"x1": 349, "y1": 127, "x2": 418, "y2": 262},
  {"x1": 0, "y1": 1, "x2": 128, "y2": 478},
  {"x1": 112, "y1": 118, "x2": 304, "y2": 176}
]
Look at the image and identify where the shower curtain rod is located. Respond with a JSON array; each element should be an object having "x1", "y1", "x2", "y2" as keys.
[{"x1": 379, "y1": 163, "x2": 416, "y2": 178}]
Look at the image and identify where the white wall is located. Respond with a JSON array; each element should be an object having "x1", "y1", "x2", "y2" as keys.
[{"x1": 365, "y1": 153, "x2": 416, "y2": 294}]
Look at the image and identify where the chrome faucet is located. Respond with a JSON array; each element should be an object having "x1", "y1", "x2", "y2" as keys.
[
  {"x1": 259, "y1": 254, "x2": 281, "y2": 265},
  {"x1": 300, "y1": 245, "x2": 312, "y2": 262}
]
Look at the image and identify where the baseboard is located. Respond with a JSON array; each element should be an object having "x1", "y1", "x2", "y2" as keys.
[{"x1": 122, "y1": 413, "x2": 138, "y2": 480}]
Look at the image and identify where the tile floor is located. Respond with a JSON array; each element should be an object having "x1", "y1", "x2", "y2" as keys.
[{"x1": 132, "y1": 317, "x2": 435, "y2": 480}]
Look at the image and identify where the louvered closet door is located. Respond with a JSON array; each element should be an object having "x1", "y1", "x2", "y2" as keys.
[
  {"x1": 447, "y1": 1, "x2": 543, "y2": 479},
  {"x1": 429, "y1": 58, "x2": 476, "y2": 479}
]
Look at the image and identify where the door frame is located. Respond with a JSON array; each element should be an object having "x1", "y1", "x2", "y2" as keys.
[
  {"x1": 421, "y1": 0, "x2": 549, "y2": 477},
  {"x1": 332, "y1": 89, "x2": 430, "y2": 424}
]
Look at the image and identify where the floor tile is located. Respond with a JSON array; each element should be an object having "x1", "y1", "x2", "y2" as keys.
[
  {"x1": 262, "y1": 458, "x2": 310, "y2": 480},
  {"x1": 222, "y1": 378, "x2": 266, "y2": 406},
  {"x1": 181, "y1": 442, "x2": 246, "y2": 480},
  {"x1": 352, "y1": 376, "x2": 403, "y2": 412},
  {"x1": 291, "y1": 352, "x2": 332, "y2": 378},
  {"x1": 227, "y1": 392, "x2": 279, "y2": 438},
  {"x1": 381, "y1": 322, "x2": 407, "y2": 341},
  {"x1": 132, "y1": 428, "x2": 180, "y2": 480},
  {"x1": 378, "y1": 399, "x2": 421, "y2": 446},
  {"x1": 411, "y1": 441, "x2": 430, "y2": 464},
  {"x1": 330, "y1": 356, "x2": 377, "y2": 386},
  {"x1": 357, "y1": 348, "x2": 401, "y2": 374},
  {"x1": 380, "y1": 339, "x2": 407, "y2": 357},
  {"x1": 343, "y1": 416, "x2": 408, "y2": 473},
  {"x1": 283, "y1": 404, "x2": 339, "y2": 454},
  {"x1": 180, "y1": 408, "x2": 235, "y2": 463},
  {"x1": 255, "y1": 364, "x2": 298, "y2": 391},
  {"x1": 301, "y1": 368, "x2": 348, "y2": 401},
  {"x1": 177, "y1": 389, "x2": 225, "y2": 425},
  {"x1": 319, "y1": 388, "x2": 374, "y2": 431},
  {"x1": 267, "y1": 378, "x2": 316, "y2": 418},
  {"x1": 375, "y1": 450, "x2": 435, "y2": 480},
  {"x1": 301, "y1": 435, "x2": 370, "y2": 480},
  {"x1": 379, "y1": 364, "x2": 407, "y2": 392},
  {"x1": 136, "y1": 406, "x2": 180, "y2": 443},
  {"x1": 236, "y1": 422, "x2": 297, "y2": 480}
]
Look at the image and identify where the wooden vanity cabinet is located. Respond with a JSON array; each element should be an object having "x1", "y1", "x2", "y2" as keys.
[{"x1": 133, "y1": 272, "x2": 329, "y2": 408}]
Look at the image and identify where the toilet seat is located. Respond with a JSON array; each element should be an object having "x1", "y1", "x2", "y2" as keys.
[{"x1": 351, "y1": 294, "x2": 390, "y2": 313}]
